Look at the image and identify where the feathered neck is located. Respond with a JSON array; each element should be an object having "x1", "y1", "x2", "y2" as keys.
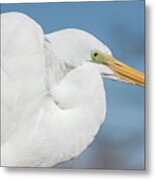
[{"x1": 44, "y1": 38, "x2": 77, "y2": 91}]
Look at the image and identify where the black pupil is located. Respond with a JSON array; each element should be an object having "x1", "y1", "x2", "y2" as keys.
[{"x1": 94, "y1": 52, "x2": 98, "y2": 57}]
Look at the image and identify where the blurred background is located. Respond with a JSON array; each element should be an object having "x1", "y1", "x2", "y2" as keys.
[{"x1": 1, "y1": 0, "x2": 145, "y2": 170}]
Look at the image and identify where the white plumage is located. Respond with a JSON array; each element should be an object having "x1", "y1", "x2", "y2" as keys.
[{"x1": 1, "y1": 12, "x2": 130, "y2": 167}]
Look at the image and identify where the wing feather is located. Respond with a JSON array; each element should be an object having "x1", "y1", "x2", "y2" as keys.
[{"x1": 1, "y1": 12, "x2": 46, "y2": 144}]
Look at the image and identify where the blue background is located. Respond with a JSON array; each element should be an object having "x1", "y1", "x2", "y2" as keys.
[{"x1": 1, "y1": 0, "x2": 145, "y2": 170}]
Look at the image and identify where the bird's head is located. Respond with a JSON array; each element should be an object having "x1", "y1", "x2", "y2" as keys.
[{"x1": 90, "y1": 50, "x2": 144, "y2": 87}]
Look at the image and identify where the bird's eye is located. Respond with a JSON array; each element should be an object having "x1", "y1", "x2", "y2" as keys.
[{"x1": 94, "y1": 52, "x2": 98, "y2": 57}]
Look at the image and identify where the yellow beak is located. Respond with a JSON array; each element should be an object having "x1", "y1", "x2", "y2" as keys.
[{"x1": 90, "y1": 50, "x2": 144, "y2": 87}]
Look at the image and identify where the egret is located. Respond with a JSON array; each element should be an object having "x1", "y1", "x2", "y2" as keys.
[{"x1": 1, "y1": 12, "x2": 144, "y2": 167}]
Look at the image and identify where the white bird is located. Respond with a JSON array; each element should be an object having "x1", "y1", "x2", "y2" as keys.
[{"x1": 1, "y1": 12, "x2": 144, "y2": 167}]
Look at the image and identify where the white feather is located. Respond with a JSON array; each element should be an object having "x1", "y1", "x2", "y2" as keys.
[{"x1": 1, "y1": 12, "x2": 115, "y2": 167}]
